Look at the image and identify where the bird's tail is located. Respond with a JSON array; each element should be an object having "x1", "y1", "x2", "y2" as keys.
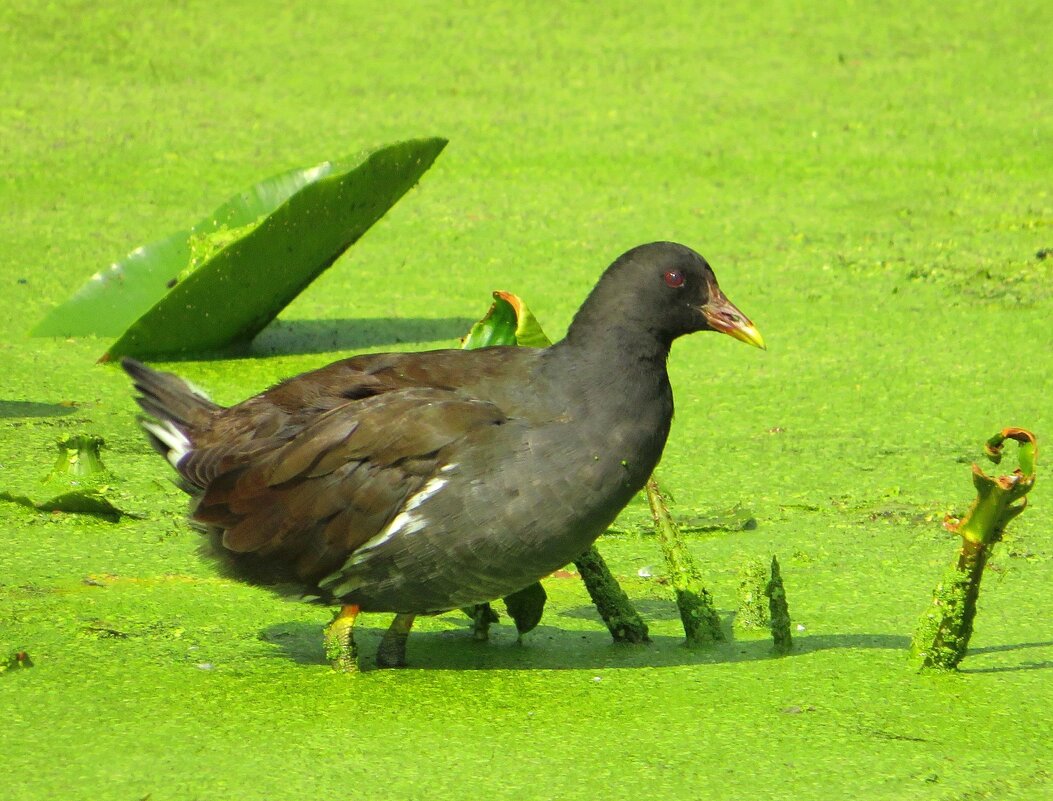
[{"x1": 121, "y1": 357, "x2": 221, "y2": 469}]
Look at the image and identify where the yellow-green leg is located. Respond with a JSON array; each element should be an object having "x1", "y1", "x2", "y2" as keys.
[
  {"x1": 376, "y1": 613, "x2": 416, "y2": 668},
  {"x1": 324, "y1": 604, "x2": 360, "y2": 672}
]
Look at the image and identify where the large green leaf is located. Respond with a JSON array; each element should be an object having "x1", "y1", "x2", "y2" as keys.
[{"x1": 32, "y1": 138, "x2": 447, "y2": 360}]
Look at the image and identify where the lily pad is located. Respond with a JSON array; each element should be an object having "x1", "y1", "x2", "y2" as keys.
[
  {"x1": 0, "y1": 488, "x2": 125, "y2": 520},
  {"x1": 0, "y1": 432, "x2": 130, "y2": 520},
  {"x1": 31, "y1": 137, "x2": 447, "y2": 360}
]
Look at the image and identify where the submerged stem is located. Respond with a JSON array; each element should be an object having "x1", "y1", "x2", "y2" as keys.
[
  {"x1": 574, "y1": 546, "x2": 650, "y2": 643},
  {"x1": 645, "y1": 478, "x2": 724, "y2": 645}
]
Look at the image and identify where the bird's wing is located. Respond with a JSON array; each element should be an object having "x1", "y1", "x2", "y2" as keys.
[
  {"x1": 174, "y1": 349, "x2": 521, "y2": 490},
  {"x1": 184, "y1": 387, "x2": 507, "y2": 584}
]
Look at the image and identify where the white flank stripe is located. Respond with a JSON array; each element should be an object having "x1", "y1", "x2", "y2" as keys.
[
  {"x1": 403, "y1": 477, "x2": 447, "y2": 512},
  {"x1": 344, "y1": 477, "x2": 447, "y2": 566},
  {"x1": 384, "y1": 510, "x2": 429, "y2": 541}
]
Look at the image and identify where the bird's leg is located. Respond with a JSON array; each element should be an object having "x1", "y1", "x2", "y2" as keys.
[
  {"x1": 376, "y1": 613, "x2": 416, "y2": 668},
  {"x1": 462, "y1": 603, "x2": 499, "y2": 640},
  {"x1": 324, "y1": 604, "x2": 360, "y2": 672}
]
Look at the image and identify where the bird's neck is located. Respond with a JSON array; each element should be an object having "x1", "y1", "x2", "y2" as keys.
[
  {"x1": 546, "y1": 322, "x2": 674, "y2": 416},
  {"x1": 542, "y1": 323, "x2": 675, "y2": 499},
  {"x1": 559, "y1": 315, "x2": 673, "y2": 376}
]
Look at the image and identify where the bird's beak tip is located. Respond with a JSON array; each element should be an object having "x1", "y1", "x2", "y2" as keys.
[
  {"x1": 701, "y1": 290, "x2": 766, "y2": 351},
  {"x1": 730, "y1": 323, "x2": 766, "y2": 350}
]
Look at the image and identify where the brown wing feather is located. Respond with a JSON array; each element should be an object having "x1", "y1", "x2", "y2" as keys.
[
  {"x1": 182, "y1": 386, "x2": 507, "y2": 585},
  {"x1": 128, "y1": 348, "x2": 534, "y2": 591}
]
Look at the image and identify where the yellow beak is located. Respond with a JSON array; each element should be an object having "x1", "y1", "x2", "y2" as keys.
[{"x1": 700, "y1": 288, "x2": 766, "y2": 350}]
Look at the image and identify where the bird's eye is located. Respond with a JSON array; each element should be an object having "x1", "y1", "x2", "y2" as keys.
[{"x1": 664, "y1": 270, "x2": 685, "y2": 288}]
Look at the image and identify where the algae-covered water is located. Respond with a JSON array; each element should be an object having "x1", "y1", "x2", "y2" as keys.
[{"x1": 2, "y1": 3, "x2": 1052, "y2": 799}]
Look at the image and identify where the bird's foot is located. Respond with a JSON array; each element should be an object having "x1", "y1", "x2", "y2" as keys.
[
  {"x1": 463, "y1": 603, "x2": 498, "y2": 641},
  {"x1": 375, "y1": 613, "x2": 416, "y2": 668},
  {"x1": 503, "y1": 582, "x2": 547, "y2": 638},
  {"x1": 324, "y1": 604, "x2": 360, "y2": 672}
]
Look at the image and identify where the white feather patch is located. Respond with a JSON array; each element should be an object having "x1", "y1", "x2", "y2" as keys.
[
  {"x1": 403, "y1": 476, "x2": 447, "y2": 512},
  {"x1": 141, "y1": 419, "x2": 191, "y2": 469},
  {"x1": 344, "y1": 476, "x2": 448, "y2": 567}
]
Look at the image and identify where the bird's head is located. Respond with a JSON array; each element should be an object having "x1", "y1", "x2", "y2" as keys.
[{"x1": 571, "y1": 242, "x2": 765, "y2": 350}]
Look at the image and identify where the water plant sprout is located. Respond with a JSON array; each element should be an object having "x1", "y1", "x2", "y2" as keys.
[{"x1": 910, "y1": 428, "x2": 1037, "y2": 671}]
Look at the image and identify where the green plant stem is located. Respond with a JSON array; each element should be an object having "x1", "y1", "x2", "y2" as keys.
[
  {"x1": 573, "y1": 546, "x2": 650, "y2": 643},
  {"x1": 766, "y1": 556, "x2": 792, "y2": 654},
  {"x1": 910, "y1": 540, "x2": 989, "y2": 671},
  {"x1": 645, "y1": 478, "x2": 724, "y2": 645},
  {"x1": 909, "y1": 428, "x2": 1036, "y2": 672}
]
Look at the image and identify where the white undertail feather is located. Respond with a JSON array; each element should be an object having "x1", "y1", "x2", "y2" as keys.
[
  {"x1": 181, "y1": 377, "x2": 214, "y2": 403},
  {"x1": 142, "y1": 419, "x2": 191, "y2": 469}
]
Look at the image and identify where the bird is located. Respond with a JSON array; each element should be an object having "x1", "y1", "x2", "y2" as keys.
[{"x1": 123, "y1": 241, "x2": 764, "y2": 670}]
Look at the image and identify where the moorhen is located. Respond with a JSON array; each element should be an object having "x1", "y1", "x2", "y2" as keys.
[{"x1": 123, "y1": 242, "x2": 764, "y2": 669}]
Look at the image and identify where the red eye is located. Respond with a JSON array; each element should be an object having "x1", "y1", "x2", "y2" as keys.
[{"x1": 664, "y1": 270, "x2": 685, "y2": 288}]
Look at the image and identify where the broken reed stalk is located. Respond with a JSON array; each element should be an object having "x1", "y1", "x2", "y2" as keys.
[
  {"x1": 574, "y1": 546, "x2": 651, "y2": 643},
  {"x1": 734, "y1": 557, "x2": 771, "y2": 633},
  {"x1": 53, "y1": 433, "x2": 107, "y2": 477},
  {"x1": 645, "y1": 477, "x2": 724, "y2": 645},
  {"x1": 910, "y1": 428, "x2": 1037, "y2": 672},
  {"x1": 766, "y1": 556, "x2": 792, "y2": 654}
]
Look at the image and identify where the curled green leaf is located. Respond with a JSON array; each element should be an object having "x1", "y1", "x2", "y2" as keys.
[
  {"x1": 460, "y1": 291, "x2": 553, "y2": 350},
  {"x1": 492, "y1": 290, "x2": 552, "y2": 348},
  {"x1": 460, "y1": 294, "x2": 520, "y2": 349}
]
